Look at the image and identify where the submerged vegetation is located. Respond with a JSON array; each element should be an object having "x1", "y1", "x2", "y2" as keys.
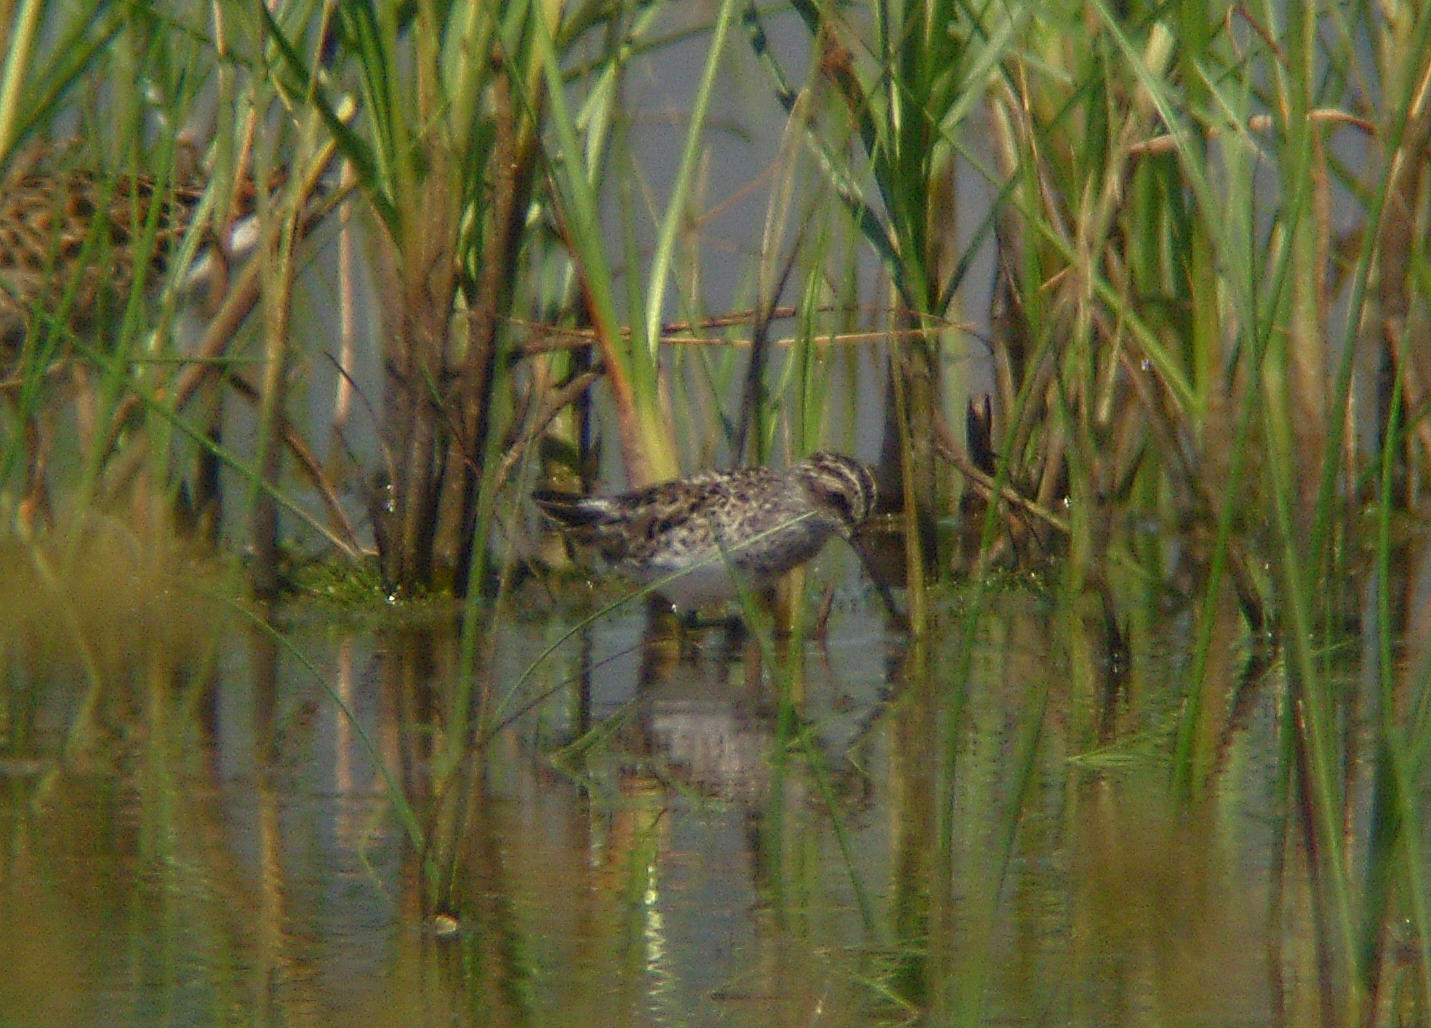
[{"x1": 2, "y1": 0, "x2": 1431, "y2": 1023}]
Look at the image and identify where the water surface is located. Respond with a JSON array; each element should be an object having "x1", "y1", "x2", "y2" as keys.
[{"x1": 0, "y1": 554, "x2": 1365, "y2": 1026}]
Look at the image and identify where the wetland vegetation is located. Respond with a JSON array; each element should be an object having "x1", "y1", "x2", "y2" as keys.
[{"x1": 2, "y1": 1, "x2": 1430, "y2": 1024}]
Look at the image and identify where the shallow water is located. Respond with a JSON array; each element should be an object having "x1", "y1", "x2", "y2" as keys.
[{"x1": 0, "y1": 554, "x2": 1404, "y2": 1026}]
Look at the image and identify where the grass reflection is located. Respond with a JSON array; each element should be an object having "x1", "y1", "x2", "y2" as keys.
[{"x1": 0, "y1": 560, "x2": 1427, "y2": 1024}]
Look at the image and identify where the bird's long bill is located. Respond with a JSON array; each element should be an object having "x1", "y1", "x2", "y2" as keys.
[{"x1": 849, "y1": 533, "x2": 909, "y2": 630}]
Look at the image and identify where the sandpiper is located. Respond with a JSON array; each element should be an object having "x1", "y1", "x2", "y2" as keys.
[
  {"x1": 0, "y1": 160, "x2": 323, "y2": 530},
  {"x1": 0, "y1": 163, "x2": 303, "y2": 350},
  {"x1": 534, "y1": 451, "x2": 878, "y2": 611},
  {"x1": 0, "y1": 171, "x2": 200, "y2": 346}
]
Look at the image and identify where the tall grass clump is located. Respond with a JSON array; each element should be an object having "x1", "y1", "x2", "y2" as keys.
[
  {"x1": 873, "y1": 0, "x2": 1431, "y2": 1020},
  {"x1": 266, "y1": 0, "x2": 763, "y2": 599},
  {"x1": 264, "y1": 3, "x2": 536, "y2": 597},
  {"x1": 725, "y1": 0, "x2": 1431, "y2": 1020}
]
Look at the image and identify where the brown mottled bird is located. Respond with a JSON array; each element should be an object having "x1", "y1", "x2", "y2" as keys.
[
  {"x1": 534, "y1": 452, "x2": 878, "y2": 611},
  {"x1": 0, "y1": 170, "x2": 209, "y2": 346},
  {"x1": 0, "y1": 160, "x2": 297, "y2": 530}
]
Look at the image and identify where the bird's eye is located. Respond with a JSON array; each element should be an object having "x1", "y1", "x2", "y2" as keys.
[{"x1": 814, "y1": 483, "x2": 856, "y2": 524}]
